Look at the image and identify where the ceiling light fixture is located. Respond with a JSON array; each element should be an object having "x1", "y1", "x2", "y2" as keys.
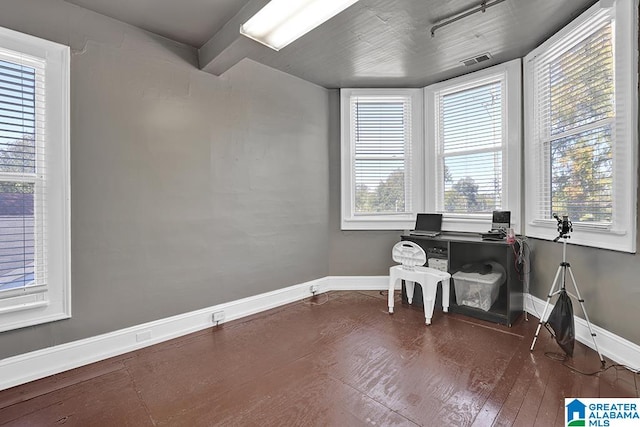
[{"x1": 240, "y1": 0, "x2": 360, "y2": 51}]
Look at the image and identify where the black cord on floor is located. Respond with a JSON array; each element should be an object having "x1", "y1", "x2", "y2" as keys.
[
  {"x1": 303, "y1": 293, "x2": 330, "y2": 306},
  {"x1": 544, "y1": 351, "x2": 640, "y2": 395}
]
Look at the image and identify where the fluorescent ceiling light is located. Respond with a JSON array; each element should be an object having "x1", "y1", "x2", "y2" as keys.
[{"x1": 240, "y1": 0, "x2": 360, "y2": 51}]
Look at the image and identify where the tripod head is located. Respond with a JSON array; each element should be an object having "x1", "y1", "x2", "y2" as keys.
[{"x1": 552, "y1": 213, "x2": 573, "y2": 242}]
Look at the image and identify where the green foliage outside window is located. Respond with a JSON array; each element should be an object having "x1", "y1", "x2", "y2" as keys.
[
  {"x1": 355, "y1": 170, "x2": 405, "y2": 214},
  {"x1": 548, "y1": 24, "x2": 614, "y2": 222}
]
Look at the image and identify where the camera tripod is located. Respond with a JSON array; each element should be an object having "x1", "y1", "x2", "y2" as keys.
[{"x1": 529, "y1": 236, "x2": 605, "y2": 366}]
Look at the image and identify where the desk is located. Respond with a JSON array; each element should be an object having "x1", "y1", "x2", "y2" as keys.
[{"x1": 401, "y1": 233, "x2": 523, "y2": 326}]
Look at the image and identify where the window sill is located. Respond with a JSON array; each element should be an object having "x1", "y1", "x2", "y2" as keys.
[
  {"x1": 341, "y1": 215, "x2": 415, "y2": 231},
  {"x1": 0, "y1": 300, "x2": 48, "y2": 316},
  {"x1": 526, "y1": 222, "x2": 635, "y2": 253}
]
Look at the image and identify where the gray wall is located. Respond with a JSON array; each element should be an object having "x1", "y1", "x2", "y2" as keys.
[
  {"x1": 0, "y1": 0, "x2": 330, "y2": 359},
  {"x1": 327, "y1": 90, "x2": 400, "y2": 276}
]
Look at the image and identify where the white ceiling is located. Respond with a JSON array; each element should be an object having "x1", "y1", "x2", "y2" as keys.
[{"x1": 64, "y1": 0, "x2": 597, "y2": 88}]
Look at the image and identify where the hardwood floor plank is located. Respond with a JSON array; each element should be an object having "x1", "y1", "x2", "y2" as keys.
[
  {"x1": 0, "y1": 370, "x2": 153, "y2": 426},
  {"x1": 323, "y1": 312, "x2": 522, "y2": 425},
  {"x1": 155, "y1": 354, "x2": 418, "y2": 426},
  {"x1": 0, "y1": 358, "x2": 128, "y2": 411},
  {"x1": 470, "y1": 320, "x2": 535, "y2": 427}
]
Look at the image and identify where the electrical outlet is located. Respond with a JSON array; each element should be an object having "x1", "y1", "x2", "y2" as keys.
[
  {"x1": 212, "y1": 311, "x2": 225, "y2": 324},
  {"x1": 136, "y1": 330, "x2": 152, "y2": 342},
  {"x1": 310, "y1": 284, "x2": 319, "y2": 295}
]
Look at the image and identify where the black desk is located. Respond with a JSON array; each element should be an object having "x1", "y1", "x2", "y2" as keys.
[{"x1": 401, "y1": 233, "x2": 523, "y2": 326}]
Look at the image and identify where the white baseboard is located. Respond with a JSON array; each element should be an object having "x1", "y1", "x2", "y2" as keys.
[
  {"x1": 326, "y1": 275, "x2": 393, "y2": 291},
  {"x1": 0, "y1": 276, "x2": 394, "y2": 392},
  {"x1": 0, "y1": 277, "x2": 328, "y2": 392},
  {"x1": 1, "y1": 277, "x2": 637, "y2": 392},
  {"x1": 525, "y1": 293, "x2": 640, "y2": 371}
]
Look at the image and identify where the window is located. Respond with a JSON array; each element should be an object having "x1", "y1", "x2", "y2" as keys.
[
  {"x1": 524, "y1": 0, "x2": 637, "y2": 252},
  {"x1": 425, "y1": 60, "x2": 522, "y2": 233},
  {"x1": 341, "y1": 89, "x2": 423, "y2": 230},
  {"x1": 0, "y1": 26, "x2": 70, "y2": 332}
]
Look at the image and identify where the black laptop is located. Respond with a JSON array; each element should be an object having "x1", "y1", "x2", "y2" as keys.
[{"x1": 409, "y1": 213, "x2": 442, "y2": 237}]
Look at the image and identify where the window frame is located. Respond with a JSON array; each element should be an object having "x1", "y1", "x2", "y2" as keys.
[
  {"x1": 0, "y1": 25, "x2": 71, "y2": 332},
  {"x1": 523, "y1": 0, "x2": 638, "y2": 252},
  {"x1": 340, "y1": 88, "x2": 424, "y2": 230},
  {"x1": 425, "y1": 59, "x2": 522, "y2": 234}
]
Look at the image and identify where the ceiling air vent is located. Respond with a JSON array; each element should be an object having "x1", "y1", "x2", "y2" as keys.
[{"x1": 461, "y1": 52, "x2": 492, "y2": 67}]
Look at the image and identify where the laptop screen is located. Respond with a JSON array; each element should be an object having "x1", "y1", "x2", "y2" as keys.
[{"x1": 414, "y1": 213, "x2": 442, "y2": 232}]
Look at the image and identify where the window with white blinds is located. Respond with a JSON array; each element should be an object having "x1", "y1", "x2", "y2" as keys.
[
  {"x1": 0, "y1": 49, "x2": 45, "y2": 301},
  {"x1": 436, "y1": 80, "x2": 504, "y2": 214},
  {"x1": 353, "y1": 97, "x2": 410, "y2": 215},
  {"x1": 425, "y1": 60, "x2": 521, "y2": 233},
  {"x1": 341, "y1": 89, "x2": 422, "y2": 230},
  {"x1": 0, "y1": 26, "x2": 70, "y2": 332},
  {"x1": 524, "y1": 0, "x2": 637, "y2": 252}
]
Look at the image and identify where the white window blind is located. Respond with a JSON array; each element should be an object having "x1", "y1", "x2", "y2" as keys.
[
  {"x1": 0, "y1": 25, "x2": 70, "y2": 332},
  {"x1": 352, "y1": 96, "x2": 411, "y2": 215},
  {"x1": 0, "y1": 48, "x2": 47, "y2": 301},
  {"x1": 436, "y1": 80, "x2": 504, "y2": 214},
  {"x1": 425, "y1": 60, "x2": 521, "y2": 234},
  {"x1": 340, "y1": 88, "x2": 422, "y2": 230},
  {"x1": 524, "y1": 0, "x2": 637, "y2": 252},
  {"x1": 529, "y1": 10, "x2": 614, "y2": 224}
]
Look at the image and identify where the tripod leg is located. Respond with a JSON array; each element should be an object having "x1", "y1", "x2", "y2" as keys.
[
  {"x1": 566, "y1": 267, "x2": 606, "y2": 366},
  {"x1": 530, "y1": 265, "x2": 563, "y2": 352}
]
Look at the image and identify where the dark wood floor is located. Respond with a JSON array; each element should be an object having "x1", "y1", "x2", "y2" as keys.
[{"x1": 0, "y1": 291, "x2": 637, "y2": 426}]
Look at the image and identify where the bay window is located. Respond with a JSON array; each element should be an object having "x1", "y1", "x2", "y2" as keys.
[{"x1": 524, "y1": 0, "x2": 637, "y2": 252}]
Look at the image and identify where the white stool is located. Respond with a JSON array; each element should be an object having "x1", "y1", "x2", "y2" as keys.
[{"x1": 388, "y1": 241, "x2": 451, "y2": 325}]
